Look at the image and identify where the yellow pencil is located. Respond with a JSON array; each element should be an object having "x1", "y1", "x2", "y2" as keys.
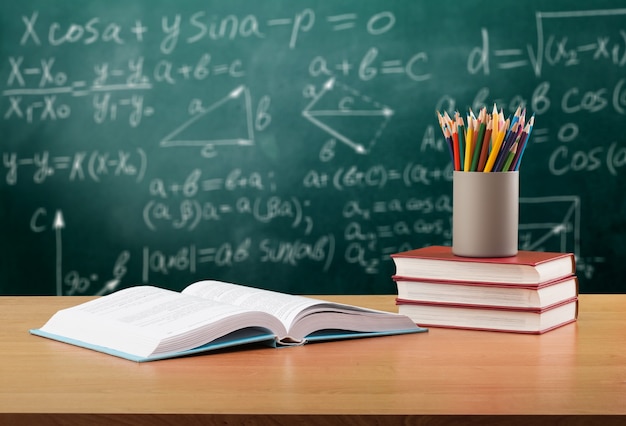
[
  {"x1": 483, "y1": 118, "x2": 509, "y2": 172},
  {"x1": 464, "y1": 115, "x2": 474, "y2": 171}
]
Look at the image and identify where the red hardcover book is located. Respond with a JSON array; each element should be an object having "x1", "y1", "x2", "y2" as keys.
[
  {"x1": 396, "y1": 297, "x2": 578, "y2": 334},
  {"x1": 391, "y1": 245, "x2": 575, "y2": 285},
  {"x1": 393, "y1": 275, "x2": 578, "y2": 310}
]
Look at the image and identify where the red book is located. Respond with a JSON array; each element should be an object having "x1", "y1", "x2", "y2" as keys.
[
  {"x1": 394, "y1": 275, "x2": 578, "y2": 310},
  {"x1": 391, "y1": 245, "x2": 575, "y2": 285},
  {"x1": 397, "y1": 297, "x2": 578, "y2": 334}
]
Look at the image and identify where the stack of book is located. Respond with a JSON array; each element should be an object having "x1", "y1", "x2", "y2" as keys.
[{"x1": 391, "y1": 245, "x2": 578, "y2": 334}]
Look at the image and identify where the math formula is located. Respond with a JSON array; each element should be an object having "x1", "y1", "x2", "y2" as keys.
[{"x1": 1, "y1": 1, "x2": 623, "y2": 296}]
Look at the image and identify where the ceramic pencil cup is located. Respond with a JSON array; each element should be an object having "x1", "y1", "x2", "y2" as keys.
[{"x1": 452, "y1": 170, "x2": 519, "y2": 257}]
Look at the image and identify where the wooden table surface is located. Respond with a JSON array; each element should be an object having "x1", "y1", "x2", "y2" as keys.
[{"x1": 1, "y1": 294, "x2": 625, "y2": 425}]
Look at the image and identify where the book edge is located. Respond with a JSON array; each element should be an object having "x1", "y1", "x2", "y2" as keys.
[
  {"x1": 395, "y1": 296, "x2": 579, "y2": 313},
  {"x1": 391, "y1": 245, "x2": 575, "y2": 267},
  {"x1": 401, "y1": 318, "x2": 577, "y2": 334},
  {"x1": 392, "y1": 274, "x2": 578, "y2": 289}
]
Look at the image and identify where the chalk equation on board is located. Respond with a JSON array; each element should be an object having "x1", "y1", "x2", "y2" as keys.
[
  {"x1": 37, "y1": 193, "x2": 589, "y2": 296},
  {"x1": 3, "y1": 149, "x2": 147, "y2": 185},
  {"x1": 2, "y1": 2, "x2": 625, "y2": 296}
]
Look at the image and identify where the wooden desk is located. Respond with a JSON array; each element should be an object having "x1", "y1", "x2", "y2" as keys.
[{"x1": 1, "y1": 294, "x2": 625, "y2": 425}]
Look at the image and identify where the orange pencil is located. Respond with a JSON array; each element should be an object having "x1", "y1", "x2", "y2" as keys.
[
  {"x1": 491, "y1": 103, "x2": 499, "y2": 137},
  {"x1": 470, "y1": 108, "x2": 487, "y2": 171}
]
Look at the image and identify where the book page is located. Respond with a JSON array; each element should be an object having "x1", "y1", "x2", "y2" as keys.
[
  {"x1": 182, "y1": 280, "x2": 323, "y2": 330},
  {"x1": 39, "y1": 286, "x2": 283, "y2": 357},
  {"x1": 64, "y1": 286, "x2": 256, "y2": 337}
]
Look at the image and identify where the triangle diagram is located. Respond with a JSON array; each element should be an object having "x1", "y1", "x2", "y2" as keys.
[
  {"x1": 160, "y1": 85, "x2": 254, "y2": 148},
  {"x1": 302, "y1": 78, "x2": 393, "y2": 154}
]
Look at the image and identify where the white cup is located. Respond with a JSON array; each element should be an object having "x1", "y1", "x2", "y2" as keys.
[{"x1": 452, "y1": 171, "x2": 519, "y2": 257}]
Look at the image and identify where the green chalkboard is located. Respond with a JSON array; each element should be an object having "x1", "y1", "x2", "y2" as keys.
[{"x1": 1, "y1": 0, "x2": 625, "y2": 295}]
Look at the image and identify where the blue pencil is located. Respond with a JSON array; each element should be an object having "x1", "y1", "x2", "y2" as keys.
[
  {"x1": 509, "y1": 105, "x2": 522, "y2": 129},
  {"x1": 513, "y1": 114, "x2": 534, "y2": 171},
  {"x1": 493, "y1": 121, "x2": 520, "y2": 172}
]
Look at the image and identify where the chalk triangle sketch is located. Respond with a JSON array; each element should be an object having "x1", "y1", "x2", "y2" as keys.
[
  {"x1": 302, "y1": 78, "x2": 394, "y2": 154},
  {"x1": 518, "y1": 196, "x2": 580, "y2": 256},
  {"x1": 160, "y1": 85, "x2": 254, "y2": 150}
]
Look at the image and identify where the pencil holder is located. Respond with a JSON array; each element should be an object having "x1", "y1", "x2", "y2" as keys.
[{"x1": 452, "y1": 171, "x2": 519, "y2": 257}]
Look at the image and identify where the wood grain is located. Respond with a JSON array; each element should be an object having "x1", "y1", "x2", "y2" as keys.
[{"x1": 1, "y1": 294, "x2": 625, "y2": 425}]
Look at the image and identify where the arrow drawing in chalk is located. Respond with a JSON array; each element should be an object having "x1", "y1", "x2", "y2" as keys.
[
  {"x1": 160, "y1": 85, "x2": 254, "y2": 152},
  {"x1": 53, "y1": 210, "x2": 65, "y2": 296},
  {"x1": 302, "y1": 78, "x2": 394, "y2": 154}
]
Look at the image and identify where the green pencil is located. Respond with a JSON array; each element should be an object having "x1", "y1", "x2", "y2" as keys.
[
  {"x1": 470, "y1": 119, "x2": 486, "y2": 171},
  {"x1": 501, "y1": 141, "x2": 518, "y2": 172}
]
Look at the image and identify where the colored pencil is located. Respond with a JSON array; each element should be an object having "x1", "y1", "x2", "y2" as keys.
[
  {"x1": 451, "y1": 122, "x2": 460, "y2": 170},
  {"x1": 435, "y1": 105, "x2": 535, "y2": 172},
  {"x1": 477, "y1": 119, "x2": 492, "y2": 172},
  {"x1": 437, "y1": 111, "x2": 454, "y2": 168},
  {"x1": 493, "y1": 121, "x2": 520, "y2": 172},
  {"x1": 502, "y1": 141, "x2": 518, "y2": 172},
  {"x1": 483, "y1": 118, "x2": 509, "y2": 173},
  {"x1": 513, "y1": 114, "x2": 534, "y2": 171},
  {"x1": 456, "y1": 114, "x2": 465, "y2": 170},
  {"x1": 470, "y1": 109, "x2": 487, "y2": 171},
  {"x1": 464, "y1": 114, "x2": 474, "y2": 171},
  {"x1": 491, "y1": 103, "x2": 499, "y2": 137}
]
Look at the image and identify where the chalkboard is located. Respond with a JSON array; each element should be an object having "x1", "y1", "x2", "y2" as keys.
[{"x1": 1, "y1": 0, "x2": 625, "y2": 296}]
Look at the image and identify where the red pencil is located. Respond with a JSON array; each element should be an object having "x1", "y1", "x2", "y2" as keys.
[{"x1": 452, "y1": 113, "x2": 461, "y2": 170}]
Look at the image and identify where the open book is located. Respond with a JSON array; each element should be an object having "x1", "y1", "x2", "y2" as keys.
[{"x1": 31, "y1": 280, "x2": 426, "y2": 362}]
